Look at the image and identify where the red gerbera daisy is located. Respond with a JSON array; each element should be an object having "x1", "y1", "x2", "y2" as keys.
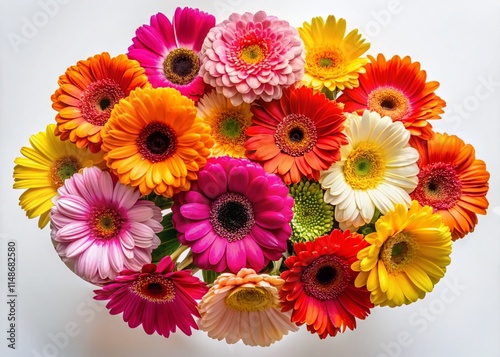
[
  {"x1": 245, "y1": 85, "x2": 347, "y2": 185},
  {"x1": 337, "y1": 54, "x2": 446, "y2": 139},
  {"x1": 93, "y1": 256, "x2": 208, "y2": 337},
  {"x1": 279, "y1": 229, "x2": 373, "y2": 339}
]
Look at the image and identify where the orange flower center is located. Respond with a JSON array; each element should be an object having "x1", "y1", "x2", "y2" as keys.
[
  {"x1": 412, "y1": 162, "x2": 462, "y2": 210},
  {"x1": 210, "y1": 192, "x2": 255, "y2": 242},
  {"x1": 89, "y1": 207, "x2": 123, "y2": 240},
  {"x1": 302, "y1": 255, "x2": 350, "y2": 300},
  {"x1": 137, "y1": 122, "x2": 177, "y2": 163},
  {"x1": 132, "y1": 275, "x2": 176, "y2": 303},
  {"x1": 80, "y1": 78, "x2": 125, "y2": 126},
  {"x1": 367, "y1": 86, "x2": 412, "y2": 122},
  {"x1": 50, "y1": 156, "x2": 81, "y2": 188},
  {"x1": 274, "y1": 114, "x2": 318, "y2": 157},
  {"x1": 163, "y1": 48, "x2": 200, "y2": 85}
]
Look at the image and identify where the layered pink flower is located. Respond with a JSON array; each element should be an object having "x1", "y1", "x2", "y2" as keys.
[
  {"x1": 94, "y1": 256, "x2": 208, "y2": 337},
  {"x1": 172, "y1": 156, "x2": 294, "y2": 273},
  {"x1": 50, "y1": 167, "x2": 162, "y2": 285},
  {"x1": 128, "y1": 7, "x2": 215, "y2": 101},
  {"x1": 200, "y1": 11, "x2": 304, "y2": 105}
]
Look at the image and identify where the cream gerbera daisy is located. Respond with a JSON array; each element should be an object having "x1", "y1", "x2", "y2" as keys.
[
  {"x1": 197, "y1": 268, "x2": 298, "y2": 347},
  {"x1": 13, "y1": 124, "x2": 106, "y2": 228},
  {"x1": 197, "y1": 90, "x2": 252, "y2": 157},
  {"x1": 319, "y1": 110, "x2": 419, "y2": 229}
]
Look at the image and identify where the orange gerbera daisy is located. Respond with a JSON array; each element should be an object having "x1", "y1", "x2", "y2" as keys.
[
  {"x1": 410, "y1": 132, "x2": 489, "y2": 240},
  {"x1": 51, "y1": 52, "x2": 150, "y2": 152},
  {"x1": 337, "y1": 54, "x2": 446, "y2": 139},
  {"x1": 245, "y1": 85, "x2": 347, "y2": 185},
  {"x1": 100, "y1": 87, "x2": 213, "y2": 197}
]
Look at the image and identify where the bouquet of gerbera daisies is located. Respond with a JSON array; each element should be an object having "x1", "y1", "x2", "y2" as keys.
[{"x1": 13, "y1": 6, "x2": 490, "y2": 347}]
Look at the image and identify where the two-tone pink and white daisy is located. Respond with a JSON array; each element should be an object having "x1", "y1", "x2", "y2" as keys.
[
  {"x1": 200, "y1": 11, "x2": 304, "y2": 105},
  {"x1": 319, "y1": 110, "x2": 419, "y2": 229},
  {"x1": 50, "y1": 166, "x2": 162, "y2": 285},
  {"x1": 94, "y1": 256, "x2": 208, "y2": 337},
  {"x1": 171, "y1": 156, "x2": 294, "y2": 274},
  {"x1": 127, "y1": 7, "x2": 215, "y2": 101}
]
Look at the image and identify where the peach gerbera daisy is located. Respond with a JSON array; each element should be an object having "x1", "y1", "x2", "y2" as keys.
[{"x1": 51, "y1": 52, "x2": 150, "y2": 152}]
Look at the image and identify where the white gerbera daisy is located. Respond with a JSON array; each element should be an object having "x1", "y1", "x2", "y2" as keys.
[{"x1": 319, "y1": 110, "x2": 419, "y2": 228}]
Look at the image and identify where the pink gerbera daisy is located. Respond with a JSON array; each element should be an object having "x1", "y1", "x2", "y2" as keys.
[
  {"x1": 200, "y1": 11, "x2": 304, "y2": 105},
  {"x1": 94, "y1": 256, "x2": 208, "y2": 337},
  {"x1": 127, "y1": 7, "x2": 215, "y2": 101},
  {"x1": 171, "y1": 156, "x2": 294, "y2": 273},
  {"x1": 50, "y1": 167, "x2": 162, "y2": 285}
]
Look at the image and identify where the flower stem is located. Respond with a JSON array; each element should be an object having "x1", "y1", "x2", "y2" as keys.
[{"x1": 169, "y1": 244, "x2": 189, "y2": 263}]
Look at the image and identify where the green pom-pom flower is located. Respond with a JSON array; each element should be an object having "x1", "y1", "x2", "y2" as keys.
[{"x1": 289, "y1": 180, "x2": 334, "y2": 243}]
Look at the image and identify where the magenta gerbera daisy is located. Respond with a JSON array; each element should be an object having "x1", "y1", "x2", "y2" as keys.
[
  {"x1": 200, "y1": 11, "x2": 304, "y2": 105},
  {"x1": 94, "y1": 256, "x2": 208, "y2": 337},
  {"x1": 127, "y1": 7, "x2": 215, "y2": 101},
  {"x1": 171, "y1": 156, "x2": 294, "y2": 273},
  {"x1": 50, "y1": 167, "x2": 163, "y2": 285}
]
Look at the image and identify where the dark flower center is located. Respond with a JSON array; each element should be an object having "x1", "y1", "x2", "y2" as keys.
[
  {"x1": 412, "y1": 162, "x2": 462, "y2": 210},
  {"x1": 210, "y1": 192, "x2": 255, "y2": 242},
  {"x1": 132, "y1": 276, "x2": 176, "y2": 303},
  {"x1": 80, "y1": 78, "x2": 125, "y2": 126},
  {"x1": 137, "y1": 122, "x2": 177, "y2": 163},
  {"x1": 163, "y1": 48, "x2": 200, "y2": 85},
  {"x1": 274, "y1": 114, "x2": 318, "y2": 157},
  {"x1": 301, "y1": 255, "x2": 350, "y2": 300}
]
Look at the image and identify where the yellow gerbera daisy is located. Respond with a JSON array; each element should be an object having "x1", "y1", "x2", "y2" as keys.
[
  {"x1": 352, "y1": 201, "x2": 453, "y2": 307},
  {"x1": 100, "y1": 87, "x2": 214, "y2": 197},
  {"x1": 197, "y1": 90, "x2": 252, "y2": 157},
  {"x1": 13, "y1": 124, "x2": 106, "y2": 228},
  {"x1": 298, "y1": 15, "x2": 370, "y2": 93}
]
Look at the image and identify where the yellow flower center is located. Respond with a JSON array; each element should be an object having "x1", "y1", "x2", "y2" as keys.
[
  {"x1": 225, "y1": 286, "x2": 275, "y2": 312},
  {"x1": 367, "y1": 86, "x2": 412, "y2": 122},
  {"x1": 211, "y1": 109, "x2": 251, "y2": 149},
  {"x1": 50, "y1": 156, "x2": 81, "y2": 188},
  {"x1": 305, "y1": 47, "x2": 345, "y2": 78},
  {"x1": 239, "y1": 44, "x2": 265, "y2": 64},
  {"x1": 163, "y1": 48, "x2": 200, "y2": 85},
  {"x1": 344, "y1": 142, "x2": 385, "y2": 189},
  {"x1": 132, "y1": 276, "x2": 176, "y2": 303},
  {"x1": 379, "y1": 232, "x2": 418, "y2": 273}
]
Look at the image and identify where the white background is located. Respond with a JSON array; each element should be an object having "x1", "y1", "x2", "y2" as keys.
[{"x1": 1, "y1": 1, "x2": 499, "y2": 356}]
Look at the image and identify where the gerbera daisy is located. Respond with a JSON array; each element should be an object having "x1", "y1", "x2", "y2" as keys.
[
  {"x1": 298, "y1": 15, "x2": 370, "y2": 94},
  {"x1": 200, "y1": 11, "x2": 304, "y2": 105},
  {"x1": 288, "y1": 180, "x2": 334, "y2": 243},
  {"x1": 51, "y1": 52, "x2": 150, "y2": 153},
  {"x1": 352, "y1": 201, "x2": 453, "y2": 307},
  {"x1": 197, "y1": 90, "x2": 253, "y2": 157},
  {"x1": 411, "y1": 132, "x2": 489, "y2": 240},
  {"x1": 171, "y1": 156, "x2": 294, "y2": 273},
  {"x1": 197, "y1": 268, "x2": 298, "y2": 346},
  {"x1": 337, "y1": 54, "x2": 446, "y2": 139},
  {"x1": 100, "y1": 87, "x2": 213, "y2": 197},
  {"x1": 94, "y1": 256, "x2": 208, "y2": 337},
  {"x1": 127, "y1": 7, "x2": 215, "y2": 101},
  {"x1": 280, "y1": 229, "x2": 373, "y2": 339},
  {"x1": 245, "y1": 85, "x2": 347, "y2": 185},
  {"x1": 13, "y1": 124, "x2": 106, "y2": 229},
  {"x1": 319, "y1": 110, "x2": 419, "y2": 229},
  {"x1": 50, "y1": 167, "x2": 162, "y2": 285}
]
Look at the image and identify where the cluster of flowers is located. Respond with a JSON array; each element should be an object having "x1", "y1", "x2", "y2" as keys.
[{"x1": 13, "y1": 7, "x2": 490, "y2": 347}]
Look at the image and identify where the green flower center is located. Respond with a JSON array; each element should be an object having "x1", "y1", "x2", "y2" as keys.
[
  {"x1": 50, "y1": 156, "x2": 81, "y2": 188},
  {"x1": 289, "y1": 180, "x2": 334, "y2": 243},
  {"x1": 344, "y1": 142, "x2": 385, "y2": 190},
  {"x1": 379, "y1": 232, "x2": 418, "y2": 273},
  {"x1": 220, "y1": 117, "x2": 241, "y2": 139}
]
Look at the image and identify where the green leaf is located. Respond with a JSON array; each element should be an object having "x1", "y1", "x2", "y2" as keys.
[
  {"x1": 151, "y1": 212, "x2": 181, "y2": 264},
  {"x1": 202, "y1": 269, "x2": 219, "y2": 285},
  {"x1": 144, "y1": 192, "x2": 173, "y2": 210}
]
